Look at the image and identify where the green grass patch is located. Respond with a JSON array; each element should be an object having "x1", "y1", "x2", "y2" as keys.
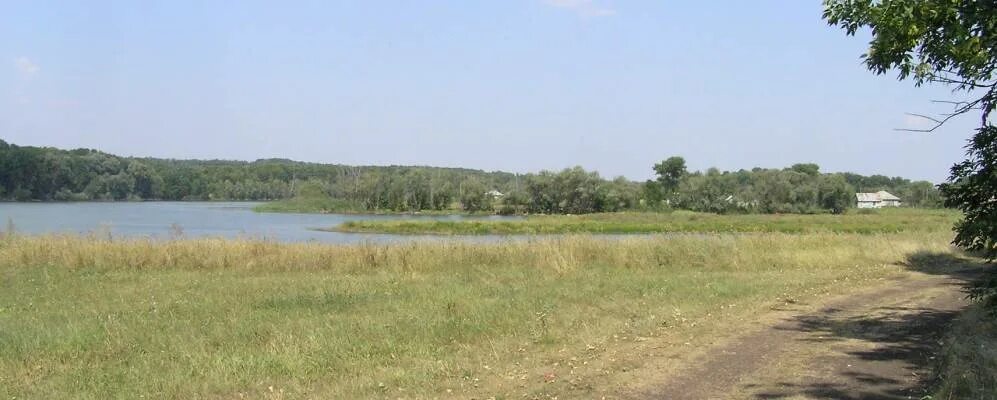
[{"x1": 330, "y1": 208, "x2": 960, "y2": 235}]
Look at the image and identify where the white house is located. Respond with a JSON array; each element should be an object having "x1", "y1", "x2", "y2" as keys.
[
  {"x1": 856, "y1": 191, "x2": 902, "y2": 208},
  {"x1": 485, "y1": 189, "x2": 504, "y2": 199}
]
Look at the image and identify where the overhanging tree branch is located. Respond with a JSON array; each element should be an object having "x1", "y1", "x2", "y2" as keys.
[{"x1": 894, "y1": 95, "x2": 990, "y2": 132}]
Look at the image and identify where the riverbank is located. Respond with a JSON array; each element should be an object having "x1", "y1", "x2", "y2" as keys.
[
  {"x1": 0, "y1": 230, "x2": 966, "y2": 399},
  {"x1": 329, "y1": 208, "x2": 960, "y2": 235}
]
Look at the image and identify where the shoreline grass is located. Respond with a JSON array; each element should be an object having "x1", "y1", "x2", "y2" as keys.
[
  {"x1": 329, "y1": 208, "x2": 960, "y2": 235},
  {"x1": 0, "y1": 230, "x2": 960, "y2": 398},
  {"x1": 252, "y1": 196, "x2": 366, "y2": 214}
]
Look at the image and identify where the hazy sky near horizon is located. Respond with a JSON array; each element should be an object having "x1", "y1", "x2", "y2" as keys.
[{"x1": 0, "y1": 1, "x2": 983, "y2": 183}]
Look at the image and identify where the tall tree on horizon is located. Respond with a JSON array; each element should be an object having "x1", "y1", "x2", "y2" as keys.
[{"x1": 653, "y1": 156, "x2": 688, "y2": 195}]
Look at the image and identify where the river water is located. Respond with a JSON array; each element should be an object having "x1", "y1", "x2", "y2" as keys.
[{"x1": 0, "y1": 202, "x2": 521, "y2": 244}]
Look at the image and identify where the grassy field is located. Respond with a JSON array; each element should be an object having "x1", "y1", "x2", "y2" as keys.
[
  {"x1": 0, "y1": 230, "x2": 960, "y2": 399},
  {"x1": 331, "y1": 208, "x2": 960, "y2": 235}
]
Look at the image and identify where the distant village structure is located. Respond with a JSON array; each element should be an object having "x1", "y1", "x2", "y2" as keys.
[{"x1": 855, "y1": 191, "x2": 902, "y2": 209}]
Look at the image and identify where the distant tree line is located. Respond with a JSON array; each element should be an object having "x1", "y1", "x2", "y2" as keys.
[
  {"x1": 0, "y1": 139, "x2": 516, "y2": 208},
  {"x1": 503, "y1": 167, "x2": 640, "y2": 214},
  {"x1": 0, "y1": 139, "x2": 943, "y2": 214},
  {"x1": 641, "y1": 158, "x2": 943, "y2": 214}
]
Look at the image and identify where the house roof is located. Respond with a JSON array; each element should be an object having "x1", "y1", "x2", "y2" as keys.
[
  {"x1": 856, "y1": 191, "x2": 902, "y2": 202},
  {"x1": 856, "y1": 193, "x2": 880, "y2": 202},
  {"x1": 876, "y1": 191, "x2": 901, "y2": 201}
]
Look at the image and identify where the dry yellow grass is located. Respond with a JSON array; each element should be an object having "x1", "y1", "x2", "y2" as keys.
[{"x1": 0, "y1": 231, "x2": 958, "y2": 399}]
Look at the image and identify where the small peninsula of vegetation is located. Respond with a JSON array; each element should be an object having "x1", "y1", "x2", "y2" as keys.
[
  {"x1": 331, "y1": 208, "x2": 959, "y2": 235},
  {"x1": 250, "y1": 183, "x2": 367, "y2": 214}
]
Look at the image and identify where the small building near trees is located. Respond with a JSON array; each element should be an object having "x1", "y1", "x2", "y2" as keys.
[{"x1": 856, "y1": 191, "x2": 902, "y2": 208}]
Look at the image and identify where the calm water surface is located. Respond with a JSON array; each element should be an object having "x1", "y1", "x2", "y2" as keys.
[{"x1": 0, "y1": 202, "x2": 521, "y2": 244}]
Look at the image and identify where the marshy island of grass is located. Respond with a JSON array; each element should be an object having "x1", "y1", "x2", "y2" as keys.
[
  {"x1": 329, "y1": 208, "x2": 960, "y2": 235},
  {"x1": 252, "y1": 185, "x2": 481, "y2": 216}
]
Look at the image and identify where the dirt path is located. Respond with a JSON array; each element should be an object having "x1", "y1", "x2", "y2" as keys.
[{"x1": 631, "y1": 256, "x2": 984, "y2": 400}]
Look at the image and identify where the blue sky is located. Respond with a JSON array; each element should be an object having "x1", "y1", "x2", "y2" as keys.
[{"x1": 0, "y1": 1, "x2": 981, "y2": 182}]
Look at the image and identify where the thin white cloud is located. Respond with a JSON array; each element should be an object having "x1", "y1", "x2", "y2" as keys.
[
  {"x1": 901, "y1": 114, "x2": 938, "y2": 131},
  {"x1": 15, "y1": 56, "x2": 39, "y2": 78},
  {"x1": 543, "y1": 0, "x2": 616, "y2": 18}
]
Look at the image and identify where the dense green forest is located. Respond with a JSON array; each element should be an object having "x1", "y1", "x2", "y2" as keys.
[
  {"x1": 0, "y1": 139, "x2": 517, "y2": 207},
  {"x1": 0, "y1": 139, "x2": 942, "y2": 214}
]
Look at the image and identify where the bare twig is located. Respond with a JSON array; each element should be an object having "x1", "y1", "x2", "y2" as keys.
[
  {"x1": 895, "y1": 94, "x2": 992, "y2": 132},
  {"x1": 905, "y1": 113, "x2": 942, "y2": 123},
  {"x1": 928, "y1": 76, "x2": 994, "y2": 88},
  {"x1": 896, "y1": 113, "x2": 962, "y2": 132}
]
